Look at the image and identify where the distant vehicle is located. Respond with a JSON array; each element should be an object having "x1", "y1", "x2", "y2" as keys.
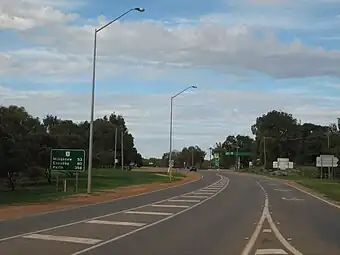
[{"x1": 189, "y1": 166, "x2": 197, "y2": 172}]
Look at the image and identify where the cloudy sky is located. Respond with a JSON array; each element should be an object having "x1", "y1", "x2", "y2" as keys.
[{"x1": 1, "y1": 0, "x2": 340, "y2": 158}]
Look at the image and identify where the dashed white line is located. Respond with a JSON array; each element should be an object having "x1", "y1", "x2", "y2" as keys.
[
  {"x1": 191, "y1": 192, "x2": 215, "y2": 195},
  {"x1": 124, "y1": 211, "x2": 173, "y2": 216},
  {"x1": 86, "y1": 220, "x2": 146, "y2": 227},
  {"x1": 255, "y1": 248, "x2": 288, "y2": 255},
  {"x1": 168, "y1": 199, "x2": 201, "y2": 203},
  {"x1": 151, "y1": 204, "x2": 189, "y2": 208},
  {"x1": 181, "y1": 195, "x2": 209, "y2": 199},
  {"x1": 262, "y1": 228, "x2": 272, "y2": 233},
  {"x1": 23, "y1": 234, "x2": 102, "y2": 245}
]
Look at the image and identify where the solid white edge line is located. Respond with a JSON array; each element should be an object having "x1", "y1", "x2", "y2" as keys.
[
  {"x1": 23, "y1": 234, "x2": 102, "y2": 245},
  {"x1": 86, "y1": 220, "x2": 146, "y2": 227},
  {"x1": 282, "y1": 180, "x2": 340, "y2": 209},
  {"x1": 0, "y1": 174, "x2": 212, "y2": 242},
  {"x1": 0, "y1": 173, "x2": 205, "y2": 222},
  {"x1": 70, "y1": 175, "x2": 229, "y2": 255}
]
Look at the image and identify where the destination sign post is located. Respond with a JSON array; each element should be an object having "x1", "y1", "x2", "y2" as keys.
[{"x1": 50, "y1": 149, "x2": 85, "y2": 192}]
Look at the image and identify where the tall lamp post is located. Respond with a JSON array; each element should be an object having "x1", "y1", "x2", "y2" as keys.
[
  {"x1": 87, "y1": 7, "x2": 145, "y2": 194},
  {"x1": 168, "y1": 85, "x2": 197, "y2": 175}
]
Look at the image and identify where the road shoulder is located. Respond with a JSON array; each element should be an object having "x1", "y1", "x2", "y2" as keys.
[{"x1": 0, "y1": 172, "x2": 200, "y2": 221}]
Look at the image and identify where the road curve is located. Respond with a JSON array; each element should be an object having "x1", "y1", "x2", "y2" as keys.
[{"x1": 0, "y1": 171, "x2": 266, "y2": 255}]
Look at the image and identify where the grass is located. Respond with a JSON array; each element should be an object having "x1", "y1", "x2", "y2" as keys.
[
  {"x1": 0, "y1": 169, "x2": 185, "y2": 205},
  {"x1": 248, "y1": 166, "x2": 340, "y2": 202}
]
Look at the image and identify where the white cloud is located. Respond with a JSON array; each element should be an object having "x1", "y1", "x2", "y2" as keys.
[
  {"x1": 0, "y1": 0, "x2": 79, "y2": 30},
  {"x1": 1, "y1": 85, "x2": 340, "y2": 157},
  {"x1": 2, "y1": 0, "x2": 340, "y2": 157},
  {"x1": 1, "y1": 20, "x2": 340, "y2": 80}
]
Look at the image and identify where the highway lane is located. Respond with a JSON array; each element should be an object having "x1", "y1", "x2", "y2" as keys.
[
  {"x1": 257, "y1": 176, "x2": 340, "y2": 255},
  {"x1": 4, "y1": 171, "x2": 330, "y2": 255},
  {"x1": 58, "y1": 172, "x2": 264, "y2": 255},
  {"x1": 0, "y1": 172, "x2": 267, "y2": 255},
  {"x1": 0, "y1": 174, "x2": 230, "y2": 255},
  {"x1": 0, "y1": 171, "x2": 219, "y2": 239}
]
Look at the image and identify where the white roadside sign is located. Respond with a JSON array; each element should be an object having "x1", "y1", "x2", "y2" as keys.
[{"x1": 316, "y1": 155, "x2": 338, "y2": 167}]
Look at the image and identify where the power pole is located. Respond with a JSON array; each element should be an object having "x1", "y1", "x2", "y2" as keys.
[
  {"x1": 263, "y1": 137, "x2": 267, "y2": 169},
  {"x1": 209, "y1": 147, "x2": 212, "y2": 168},
  {"x1": 191, "y1": 150, "x2": 194, "y2": 167},
  {"x1": 114, "y1": 126, "x2": 117, "y2": 169},
  {"x1": 121, "y1": 130, "x2": 124, "y2": 170}
]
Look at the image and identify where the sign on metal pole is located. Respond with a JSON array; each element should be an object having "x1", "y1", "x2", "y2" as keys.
[
  {"x1": 50, "y1": 149, "x2": 85, "y2": 171},
  {"x1": 225, "y1": 151, "x2": 251, "y2": 156},
  {"x1": 316, "y1": 155, "x2": 338, "y2": 167}
]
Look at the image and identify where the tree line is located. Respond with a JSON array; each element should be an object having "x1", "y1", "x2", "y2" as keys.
[
  {"x1": 0, "y1": 105, "x2": 142, "y2": 190},
  {"x1": 144, "y1": 146, "x2": 208, "y2": 168},
  {"x1": 213, "y1": 110, "x2": 340, "y2": 176}
]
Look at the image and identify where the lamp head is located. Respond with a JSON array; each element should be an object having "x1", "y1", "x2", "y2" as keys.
[
  {"x1": 191, "y1": 85, "x2": 197, "y2": 89},
  {"x1": 134, "y1": 7, "x2": 145, "y2": 12}
]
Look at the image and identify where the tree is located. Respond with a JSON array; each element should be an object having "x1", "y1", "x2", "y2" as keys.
[
  {"x1": 161, "y1": 146, "x2": 206, "y2": 168},
  {"x1": 0, "y1": 105, "x2": 142, "y2": 190}
]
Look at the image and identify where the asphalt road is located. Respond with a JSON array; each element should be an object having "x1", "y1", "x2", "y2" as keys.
[{"x1": 1, "y1": 171, "x2": 340, "y2": 255}]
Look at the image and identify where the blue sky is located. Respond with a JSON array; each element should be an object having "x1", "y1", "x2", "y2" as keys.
[{"x1": 1, "y1": 0, "x2": 340, "y2": 157}]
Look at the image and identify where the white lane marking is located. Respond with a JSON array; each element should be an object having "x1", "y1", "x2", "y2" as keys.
[
  {"x1": 281, "y1": 197, "x2": 304, "y2": 201},
  {"x1": 125, "y1": 211, "x2": 173, "y2": 216},
  {"x1": 200, "y1": 189, "x2": 219, "y2": 192},
  {"x1": 274, "y1": 189, "x2": 292, "y2": 192},
  {"x1": 168, "y1": 199, "x2": 201, "y2": 203},
  {"x1": 23, "y1": 234, "x2": 102, "y2": 245},
  {"x1": 71, "y1": 176, "x2": 229, "y2": 255},
  {"x1": 86, "y1": 220, "x2": 146, "y2": 227},
  {"x1": 241, "y1": 182, "x2": 302, "y2": 255},
  {"x1": 0, "y1": 175, "x2": 215, "y2": 242},
  {"x1": 263, "y1": 228, "x2": 272, "y2": 233},
  {"x1": 151, "y1": 204, "x2": 189, "y2": 208},
  {"x1": 0, "y1": 174, "x2": 203, "y2": 222},
  {"x1": 255, "y1": 249, "x2": 288, "y2": 255},
  {"x1": 181, "y1": 195, "x2": 209, "y2": 199},
  {"x1": 283, "y1": 181, "x2": 340, "y2": 209},
  {"x1": 191, "y1": 192, "x2": 215, "y2": 195}
]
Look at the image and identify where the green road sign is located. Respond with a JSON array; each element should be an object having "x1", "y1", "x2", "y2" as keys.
[
  {"x1": 214, "y1": 158, "x2": 220, "y2": 168},
  {"x1": 225, "y1": 151, "x2": 251, "y2": 156},
  {"x1": 50, "y1": 149, "x2": 85, "y2": 171}
]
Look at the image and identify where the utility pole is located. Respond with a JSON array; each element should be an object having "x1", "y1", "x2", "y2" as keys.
[
  {"x1": 263, "y1": 137, "x2": 267, "y2": 169},
  {"x1": 209, "y1": 147, "x2": 212, "y2": 168},
  {"x1": 327, "y1": 130, "x2": 331, "y2": 180},
  {"x1": 121, "y1": 130, "x2": 124, "y2": 170},
  {"x1": 236, "y1": 142, "x2": 239, "y2": 171},
  {"x1": 114, "y1": 127, "x2": 117, "y2": 169},
  {"x1": 191, "y1": 150, "x2": 194, "y2": 167}
]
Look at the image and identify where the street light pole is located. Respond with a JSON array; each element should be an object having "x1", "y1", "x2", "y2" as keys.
[
  {"x1": 114, "y1": 126, "x2": 118, "y2": 168},
  {"x1": 87, "y1": 8, "x2": 145, "y2": 194},
  {"x1": 168, "y1": 85, "x2": 197, "y2": 173}
]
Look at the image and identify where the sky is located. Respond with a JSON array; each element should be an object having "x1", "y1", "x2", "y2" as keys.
[{"x1": 1, "y1": 0, "x2": 340, "y2": 158}]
